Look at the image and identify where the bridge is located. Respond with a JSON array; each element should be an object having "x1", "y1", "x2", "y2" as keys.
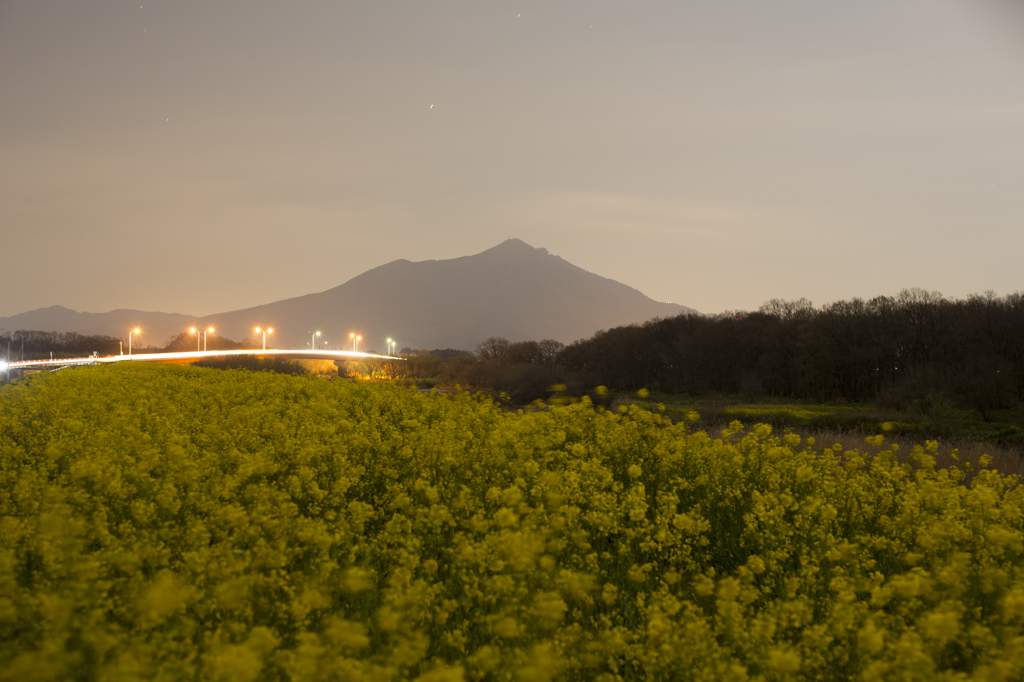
[{"x1": 1, "y1": 348, "x2": 403, "y2": 374}]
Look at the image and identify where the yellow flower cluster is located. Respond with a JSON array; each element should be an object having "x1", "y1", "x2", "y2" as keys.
[{"x1": 1, "y1": 364, "x2": 1023, "y2": 681}]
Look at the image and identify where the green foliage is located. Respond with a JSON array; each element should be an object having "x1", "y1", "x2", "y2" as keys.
[
  {"x1": 635, "y1": 392, "x2": 1023, "y2": 455},
  {"x1": 2, "y1": 365, "x2": 1024, "y2": 680}
]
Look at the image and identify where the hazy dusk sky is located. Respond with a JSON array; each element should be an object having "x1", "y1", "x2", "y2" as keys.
[{"x1": 2, "y1": 0, "x2": 1022, "y2": 319}]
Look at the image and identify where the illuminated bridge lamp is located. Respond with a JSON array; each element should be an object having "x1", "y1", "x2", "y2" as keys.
[
  {"x1": 129, "y1": 328, "x2": 140, "y2": 356},
  {"x1": 387, "y1": 337, "x2": 394, "y2": 355},
  {"x1": 204, "y1": 327, "x2": 214, "y2": 352},
  {"x1": 310, "y1": 331, "x2": 321, "y2": 351},
  {"x1": 190, "y1": 327, "x2": 199, "y2": 352},
  {"x1": 350, "y1": 333, "x2": 362, "y2": 352}
]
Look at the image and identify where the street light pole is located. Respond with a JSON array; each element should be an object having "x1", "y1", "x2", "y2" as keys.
[
  {"x1": 309, "y1": 331, "x2": 320, "y2": 351},
  {"x1": 128, "y1": 328, "x2": 140, "y2": 356},
  {"x1": 190, "y1": 328, "x2": 198, "y2": 352},
  {"x1": 256, "y1": 327, "x2": 273, "y2": 351},
  {"x1": 204, "y1": 327, "x2": 214, "y2": 352}
]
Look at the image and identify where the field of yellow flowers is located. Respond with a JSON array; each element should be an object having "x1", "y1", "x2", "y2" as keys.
[{"x1": 2, "y1": 364, "x2": 1023, "y2": 681}]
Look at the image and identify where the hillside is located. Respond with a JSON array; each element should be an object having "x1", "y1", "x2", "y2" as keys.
[{"x1": 0, "y1": 240, "x2": 697, "y2": 351}]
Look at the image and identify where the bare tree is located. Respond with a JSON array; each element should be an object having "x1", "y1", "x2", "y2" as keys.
[
  {"x1": 477, "y1": 337, "x2": 511, "y2": 362},
  {"x1": 537, "y1": 339, "x2": 565, "y2": 363}
]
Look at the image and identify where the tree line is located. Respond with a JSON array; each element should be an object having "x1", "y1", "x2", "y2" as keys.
[
  {"x1": 1, "y1": 330, "x2": 257, "y2": 361},
  {"x1": 0, "y1": 331, "x2": 123, "y2": 360},
  {"x1": 557, "y1": 289, "x2": 1024, "y2": 419},
  {"x1": 362, "y1": 288, "x2": 1024, "y2": 417},
  {"x1": 359, "y1": 340, "x2": 567, "y2": 403}
]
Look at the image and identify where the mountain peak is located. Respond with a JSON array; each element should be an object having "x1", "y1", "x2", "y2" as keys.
[{"x1": 482, "y1": 238, "x2": 548, "y2": 257}]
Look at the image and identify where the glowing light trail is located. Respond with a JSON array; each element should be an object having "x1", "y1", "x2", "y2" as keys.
[{"x1": 4, "y1": 348, "x2": 403, "y2": 372}]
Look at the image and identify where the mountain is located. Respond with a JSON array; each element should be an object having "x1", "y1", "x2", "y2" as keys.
[
  {"x1": 1, "y1": 240, "x2": 698, "y2": 352},
  {"x1": 190, "y1": 239, "x2": 698, "y2": 351},
  {"x1": 0, "y1": 305, "x2": 195, "y2": 348}
]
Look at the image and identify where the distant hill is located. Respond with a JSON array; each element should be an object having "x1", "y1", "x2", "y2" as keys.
[
  {"x1": 0, "y1": 240, "x2": 698, "y2": 352},
  {"x1": 0, "y1": 306, "x2": 195, "y2": 349}
]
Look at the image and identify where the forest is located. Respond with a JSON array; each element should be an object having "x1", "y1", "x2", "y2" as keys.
[{"x1": 558, "y1": 289, "x2": 1024, "y2": 415}]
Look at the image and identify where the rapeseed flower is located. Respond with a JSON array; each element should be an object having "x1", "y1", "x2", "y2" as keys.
[{"x1": 0, "y1": 363, "x2": 1022, "y2": 680}]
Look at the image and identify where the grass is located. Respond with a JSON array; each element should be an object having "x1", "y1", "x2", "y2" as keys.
[{"x1": 604, "y1": 390, "x2": 1024, "y2": 477}]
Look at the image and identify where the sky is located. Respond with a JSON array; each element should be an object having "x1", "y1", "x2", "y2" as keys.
[{"x1": 1, "y1": 0, "x2": 1022, "y2": 318}]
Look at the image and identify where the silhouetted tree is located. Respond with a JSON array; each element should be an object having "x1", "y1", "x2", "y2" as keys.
[
  {"x1": 537, "y1": 339, "x2": 565, "y2": 363},
  {"x1": 556, "y1": 289, "x2": 1024, "y2": 416},
  {"x1": 477, "y1": 337, "x2": 512, "y2": 362},
  {"x1": 0, "y1": 330, "x2": 122, "y2": 359}
]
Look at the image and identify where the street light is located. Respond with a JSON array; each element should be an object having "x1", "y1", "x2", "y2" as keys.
[
  {"x1": 310, "y1": 331, "x2": 321, "y2": 351},
  {"x1": 190, "y1": 327, "x2": 199, "y2": 352},
  {"x1": 350, "y1": 333, "x2": 362, "y2": 352},
  {"x1": 204, "y1": 327, "x2": 214, "y2": 352},
  {"x1": 387, "y1": 338, "x2": 396, "y2": 355},
  {"x1": 128, "y1": 328, "x2": 140, "y2": 356},
  {"x1": 255, "y1": 327, "x2": 273, "y2": 351}
]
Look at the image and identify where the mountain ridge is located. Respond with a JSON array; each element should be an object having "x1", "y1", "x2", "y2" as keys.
[{"x1": 1, "y1": 239, "x2": 698, "y2": 351}]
